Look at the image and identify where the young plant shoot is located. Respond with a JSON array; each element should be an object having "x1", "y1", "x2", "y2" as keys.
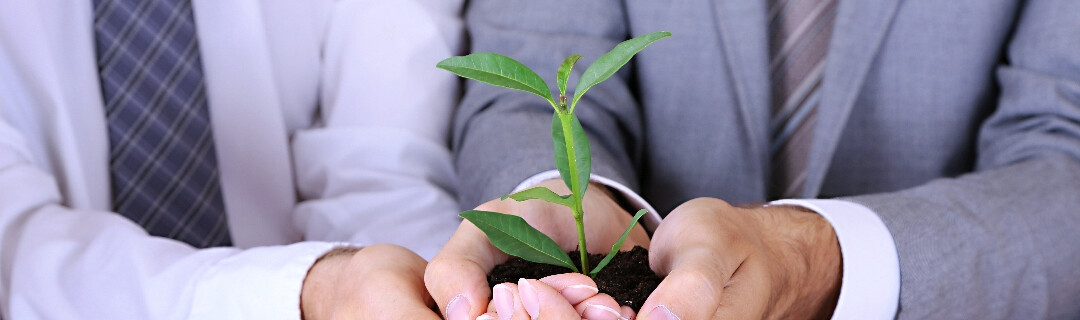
[{"x1": 438, "y1": 31, "x2": 671, "y2": 277}]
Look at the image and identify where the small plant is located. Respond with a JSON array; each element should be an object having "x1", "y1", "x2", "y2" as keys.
[{"x1": 438, "y1": 31, "x2": 671, "y2": 277}]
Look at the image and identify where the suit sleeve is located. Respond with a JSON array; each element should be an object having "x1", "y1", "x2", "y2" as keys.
[
  {"x1": 453, "y1": 0, "x2": 645, "y2": 208},
  {"x1": 844, "y1": 0, "x2": 1080, "y2": 318},
  {"x1": 289, "y1": 0, "x2": 464, "y2": 259}
]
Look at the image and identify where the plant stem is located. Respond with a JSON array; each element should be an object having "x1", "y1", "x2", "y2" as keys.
[
  {"x1": 574, "y1": 203, "x2": 588, "y2": 275},
  {"x1": 557, "y1": 110, "x2": 590, "y2": 275}
]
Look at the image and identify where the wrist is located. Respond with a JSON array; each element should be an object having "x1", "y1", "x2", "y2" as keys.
[
  {"x1": 760, "y1": 205, "x2": 842, "y2": 320},
  {"x1": 301, "y1": 246, "x2": 362, "y2": 320}
]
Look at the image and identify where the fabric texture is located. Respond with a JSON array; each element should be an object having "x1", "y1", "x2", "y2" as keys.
[
  {"x1": 94, "y1": 0, "x2": 231, "y2": 248},
  {"x1": 456, "y1": 0, "x2": 1080, "y2": 318},
  {"x1": 0, "y1": 0, "x2": 464, "y2": 318}
]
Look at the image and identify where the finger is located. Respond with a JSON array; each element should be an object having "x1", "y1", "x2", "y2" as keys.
[
  {"x1": 637, "y1": 248, "x2": 732, "y2": 320},
  {"x1": 573, "y1": 294, "x2": 626, "y2": 320},
  {"x1": 426, "y1": 220, "x2": 507, "y2": 320},
  {"x1": 537, "y1": 273, "x2": 600, "y2": 305},
  {"x1": 620, "y1": 306, "x2": 636, "y2": 319},
  {"x1": 517, "y1": 278, "x2": 582, "y2": 319},
  {"x1": 492, "y1": 283, "x2": 520, "y2": 320}
]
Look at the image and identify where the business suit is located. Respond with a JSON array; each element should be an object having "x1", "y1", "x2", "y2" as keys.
[
  {"x1": 0, "y1": 0, "x2": 462, "y2": 318},
  {"x1": 454, "y1": 0, "x2": 1080, "y2": 318}
]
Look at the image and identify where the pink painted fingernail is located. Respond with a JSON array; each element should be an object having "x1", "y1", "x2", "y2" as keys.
[
  {"x1": 582, "y1": 303, "x2": 624, "y2": 320},
  {"x1": 647, "y1": 305, "x2": 680, "y2": 320},
  {"x1": 560, "y1": 284, "x2": 599, "y2": 302},
  {"x1": 476, "y1": 315, "x2": 497, "y2": 320},
  {"x1": 493, "y1": 284, "x2": 515, "y2": 320},
  {"x1": 446, "y1": 294, "x2": 470, "y2": 320},
  {"x1": 517, "y1": 279, "x2": 540, "y2": 319}
]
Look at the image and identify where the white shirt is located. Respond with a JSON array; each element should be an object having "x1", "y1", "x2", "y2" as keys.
[
  {"x1": 516, "y1": 171, "x2": 901, "y2": 319},
  {"x1": 0, "y1": 0, "x2": 463, "y2": 318}
]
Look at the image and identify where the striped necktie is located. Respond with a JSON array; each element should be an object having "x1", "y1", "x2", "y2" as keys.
[
  {"x1": 768, "y1": 0, "x2": 837, "y2": 199},
  {"x1": 94, "y1": 0, "x2": 232, "y2": 248}
]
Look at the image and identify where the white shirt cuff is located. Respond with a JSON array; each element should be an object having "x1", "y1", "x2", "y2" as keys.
[
  {"x1": 770, "y1": 199, "x2": 900, "y2": 320},
  {"x1": 189, "y1": 241, "x2": 341, "y2": 319},
  {"x1": 513, "y1": 170, "x2": 662, "y2": 231}
]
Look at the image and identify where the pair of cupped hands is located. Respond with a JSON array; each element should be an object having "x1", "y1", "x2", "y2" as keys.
[{"x1": 302, "y1": 179, "x2": 844, "y2": 320}]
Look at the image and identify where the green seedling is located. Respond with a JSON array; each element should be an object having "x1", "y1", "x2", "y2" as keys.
[{"x1": 438, "y1": 31, "x2": 671, "y2": 277}]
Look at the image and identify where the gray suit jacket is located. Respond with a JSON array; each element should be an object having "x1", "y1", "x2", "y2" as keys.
[{"x1": 453, "y1": 0, "x2": 1080, "y2": 318}]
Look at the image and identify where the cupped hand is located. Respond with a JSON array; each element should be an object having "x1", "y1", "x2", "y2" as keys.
[
  {"x1": 300, "y1": 244, "x2": 440, "y2": 320},
  {"x1": 637, "y1": 198, "x2": 842, "y2": 320},
  {"x1": 478, "y1": 273, "x2": 636, "y2": 320},
  {"x1": 425, "y1": 179, "x2": 649, "y2": 320}
]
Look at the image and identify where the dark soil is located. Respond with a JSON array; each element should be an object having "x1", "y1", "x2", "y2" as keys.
[{"x1": 487, "y1": 246, "x2": 662, "y2": 311}]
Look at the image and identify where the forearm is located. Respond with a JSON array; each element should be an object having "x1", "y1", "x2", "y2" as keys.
[
  {"x1": 845, "y1": 155, "x2": 1080, "y2": 319},
  {"x1": 1, "y1": 187, "x2": 335, "y2": 319}
]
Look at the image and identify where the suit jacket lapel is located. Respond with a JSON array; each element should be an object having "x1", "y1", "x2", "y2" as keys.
[
  {"x1": 804, "y1": 0, "x2": 904, "y2": 197},
  {"x1": 711, "y1": 0, "x2": 772, "y2": 192},
  {"x1": 192, "y1": 0, "x2": 300, "y2": 247}
]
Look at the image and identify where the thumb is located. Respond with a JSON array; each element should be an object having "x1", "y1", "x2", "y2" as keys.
[
  {"x1": 636, "y1": 259, "x2": 724, "y2": 319},
  {"x1": 426, "y1": 221, "x2": 505, "y2": 320}
]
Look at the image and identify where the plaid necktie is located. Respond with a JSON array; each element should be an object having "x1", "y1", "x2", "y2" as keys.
[
  {"x1": 94, "y1": 0, "x2": 232, "y2": 248},
  {"x1": 768, "y1": 0, "x2": 837, "y2": 198}
]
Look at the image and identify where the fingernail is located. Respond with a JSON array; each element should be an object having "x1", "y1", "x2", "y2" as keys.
[
  {"x1": 647, "y1": 305, "x2": 680, "y2": 320},
  {"x1": 446, "y1": 294, "x2": 470, "y2": 320},
  {"x1": 561, "y1": 284, "x2": 599, "y2": 301},
  {"x1": 517, "y1": 278, "x2": 540, "y2": 319},
  {"x1": 476, "y1": 315, "x2": 497, "y2": 320},
  {"x1": 493, "y1": 284, "x2": 514, "y2": 320},
  {"x1": 582, "y1": 303, "x2": 624, "y2": 320}
]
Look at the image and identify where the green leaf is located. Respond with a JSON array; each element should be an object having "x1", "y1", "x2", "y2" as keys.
[
  {"x1": 571, "y1": 31, "x2": 671, "y2": 112},
  {"x1": 551, "y1": 114, "x2": 592, "y2": 196},
  {"x1": 459, "y1": 210, "x2": 578, "y2": 272},
  {"x1": 589, "y1": 209, "x2": 648, "y2": 277},
  {"x1": 556, "y1": 54, "x2": 582, "y2": 98},
  {"x1": 437, "y1": 53, "x2": 555, "y2": 106},
  {"x1": 502, "y1": 186, "x2": 574, "y2": 208}
]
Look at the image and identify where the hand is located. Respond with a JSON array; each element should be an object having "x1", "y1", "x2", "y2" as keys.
[
  {"x1": 637, "y1": 198, "x2": 842, "y2": 320},
  {"x1": 425, "y1": 179, "x2": 650, "y2": 320},
  {"x1": 301, "y1": 244, "x2": 439, "y2": 320},
  {"x1": 478, "y1": 274, "x2": 636, "y2": 320}
]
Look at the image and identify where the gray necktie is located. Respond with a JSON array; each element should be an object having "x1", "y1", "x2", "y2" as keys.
[
  {"x1": 94, "y1": 0, "x2": 232, "y2": 248},
  {"x1": 769, "y1": 0, "x2": 837, "y2": 198}
]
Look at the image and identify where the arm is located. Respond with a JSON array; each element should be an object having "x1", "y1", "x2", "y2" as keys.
[
  {"x1": 842, "y1": 0, "x2": 1080, "y2": 318},
  {"x1": 0, "y1": 112, "x2": 338, "y2": 319},
  {"x1": 290, "y1": 0, "x2": 464, "y2": 260},
  {"x1": 638, "y1": 1, "x2": 1080, "y2": 318}
]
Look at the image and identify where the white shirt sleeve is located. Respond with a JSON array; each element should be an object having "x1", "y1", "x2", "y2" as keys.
[
  {"x1": 290, "y1": 0, "x2": 464, "y2": 260},
  {"x1": 0, "y1": 164, "x2": 340, "y2": 319},
  {"x1": 514, "y1": 172, "x2": 900, "y2": 319},
  {"x1": 769, "y1": 199, "x2": 900, "y2": 320},
  {"x1": 513, "y1": 170, "x2": 663, "y2": 231},
  {"x1": 188, "y1": 242, "x2": 340, "y2": 319}
]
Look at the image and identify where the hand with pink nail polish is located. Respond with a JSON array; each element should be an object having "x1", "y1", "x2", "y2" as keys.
[
  {"x1": 636, "y1": 198, "x2": 842, "y2": 320},
  {"x1": 425, "y1": 179, "x2": 649, "y2": 320},
  {"x1": 480, "y1": 276, "x2": 636, "y2": 320}
]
